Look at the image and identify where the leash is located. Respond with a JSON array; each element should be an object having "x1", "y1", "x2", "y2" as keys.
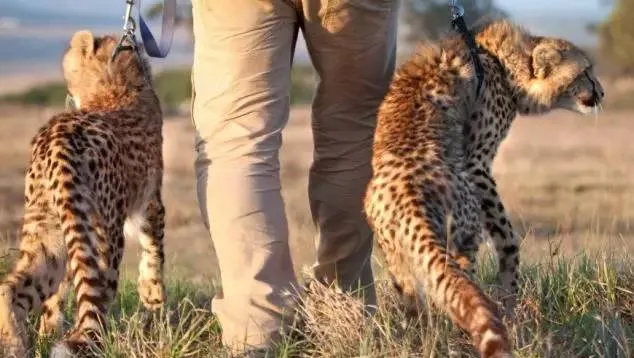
[
  {"x1": 137, "y1": 0, "x2": 176, "y2": 58},
  {"x1": 449, "y1": 0, "x2": 484, "y2": 98},
  {"x1": 66, "y1": 0, "x2": 175, "y2": 111},
  {"x1": 111, "y1": 0, "x2": 176, "y2": 62}
]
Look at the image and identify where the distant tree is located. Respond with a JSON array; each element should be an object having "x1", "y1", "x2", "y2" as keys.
[
  {"x1": 595, "y1": 0, "x2": 634, "y2": 74},
  {"x1": 401, "y1": 0, "x2": 507, "y2": 47}
]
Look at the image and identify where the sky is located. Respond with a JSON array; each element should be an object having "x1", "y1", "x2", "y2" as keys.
[
  {"x1": 0, "y1": 0, "x2": 613, "y2": 70},
  {"x1": 2, "y1": 0, "x2": 611, "y2": 21},
  {"x1": 2, "y1": 0, "x2": 121, "y2": 18},
  {"x1": 498, "y1": 0, "x2": 611, "y2": 46},
  {"x1": 501, "y1": 0, "x2": 608, "y2": 14}
]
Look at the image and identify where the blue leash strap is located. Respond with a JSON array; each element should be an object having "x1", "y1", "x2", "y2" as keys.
[{"x1": 136, "y1": 0, "x2": 176, "y2": 58}]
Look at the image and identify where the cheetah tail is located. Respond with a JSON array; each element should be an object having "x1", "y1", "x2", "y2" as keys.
[{"x1": 410, "y1": 230, "x2": 513, "y2": 358}]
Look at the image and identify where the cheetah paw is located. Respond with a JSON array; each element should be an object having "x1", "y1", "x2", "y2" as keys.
[
  {"x1": 489, "y1": 285, "x2": 517, "y2": 320},
  {"x1": 138, "y1": 278, "x2": 166, "y2": 310}
]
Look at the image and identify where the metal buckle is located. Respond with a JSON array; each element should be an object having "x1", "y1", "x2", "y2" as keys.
[
  {"x1": 111, "y1": 31, "x2": 138, "y2": 62},
  {"x1": 450, "y1": 0, "x2": 464, "y2": 20},
  {"x1": 448, "y1": 0, "x2": 484, "y2": 98},
  {"x1": 108, "y1": 0, "x2": 150, "y2": 81},
  {"x1": 110, "y1": 0, "x2": 137, "y2": 63}
]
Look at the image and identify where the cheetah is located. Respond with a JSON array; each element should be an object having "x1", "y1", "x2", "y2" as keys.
[
  {"x1": 0, "y1": 30, "x2": 166, "y2": 357},
  {"x1": 364, "y1": 19, "x2": 604, "y2": 358}
]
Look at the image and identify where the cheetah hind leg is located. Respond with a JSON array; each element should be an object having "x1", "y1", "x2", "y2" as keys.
[
  {"x1": 378, "y1": 240, "x2": 426, "y2": 320},
  {"x1": 0, "y1": 285, "x2": 27, "y2": 358},
  {"x1": 50, "y1": 193, "x2": 117, "y2": 357},
  {"x1": 390, "y1": 272, "x2": 424, "y2": 319},
  {"x1": 0, "y1": 217, "x2": 67, "y2": 357},
  {"x1": 38, "y1": 271, "x2": 70, "y2": 338},
  {"x1": 390, "y1": 250, "x2": 477, "y2": 318},
  {"x1": 387, "y1": 262, "x2": 476, "y2": 358},
  {"x1": 408, "y1": 233, "x2": 512, "y2": 358}
]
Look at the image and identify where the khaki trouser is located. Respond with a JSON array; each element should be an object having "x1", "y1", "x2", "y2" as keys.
[{"x1": 191, "y1": 0, "x2": 399, "y2": 352}]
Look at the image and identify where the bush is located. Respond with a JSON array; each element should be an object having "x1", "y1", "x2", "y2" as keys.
[
  {"x1": 290, "y1": 64, "x2": 316, "y2": 105},
  {"x1": 596, "y1": 0, "x2": 634, "y2": 75},
  {"x1": 0, "y1": 71, "x2": 193, "y2": 111},
  {"x1": 0, "y1": 64, "x2": 317, "y2": 111},
  {"x1": 0, "y1": 82, "x2": 67, "y2": 107},
  {"x1": 151, "y1": 64, "x2": 317, "y2": 108},
  {"x1": 153, "y1": 68, "x2": 192, "y2": 111}
]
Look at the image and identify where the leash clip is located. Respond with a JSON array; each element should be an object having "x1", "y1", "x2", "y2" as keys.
[
  {"x1": 111, "y1": 0, "x2": 138, "y2": 63},
  {"x1": 449, "y1": 0, "x2": 484, "y2": 98},
  {"x1": 450, "y1": 0, "x2": 464, "y2": 20},
  {"x1": 109, "y1": 0, "x2": 151, "y2": 82}
]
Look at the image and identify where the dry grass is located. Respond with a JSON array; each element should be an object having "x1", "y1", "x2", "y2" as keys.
[
  {"x1": 294, "y1": 258, "x2": 633, "y2": 358},
  {"x1": 19, "y1": 255, "x2": 631, "y2": 357},
  {"x1": 0, "y1": 104, "x2": 632, "y2": 357}
]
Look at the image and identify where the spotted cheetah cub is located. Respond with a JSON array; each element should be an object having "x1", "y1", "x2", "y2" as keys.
[
  {"x1": 364, "y1": 19, "x2": 603, "y2": 358},
  {"x1": 0, "y1": 30, "x2": 166, "y2": 357}
]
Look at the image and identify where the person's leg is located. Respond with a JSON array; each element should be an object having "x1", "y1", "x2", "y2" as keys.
[
  {"x1": 301, "y1": 0, "x2": 400, "y2": 307},
  {"x1": 191, "y1": 0, "x2": 299, "y2": 352}
]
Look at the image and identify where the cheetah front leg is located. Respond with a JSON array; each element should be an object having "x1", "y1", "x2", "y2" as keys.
[
  {"x1": 136, "y1": 193, "x2": 166, "y2": 310},
  {"x1": 469, "y1": 167, "x2": 519, "y2": 316}
]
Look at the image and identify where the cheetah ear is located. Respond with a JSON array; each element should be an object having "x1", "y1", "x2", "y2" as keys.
[
  {"x1": 531, "y1": 43, "x2": 562, "y2": 80},
  {"x1": 70, "y1": 30, "x2": 94, "y2": 57}
]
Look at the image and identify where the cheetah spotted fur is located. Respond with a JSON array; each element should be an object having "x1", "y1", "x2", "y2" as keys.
[
  {"x1": 0, "y1": 31, "x2": 166, "y2": 357},
  {"x1": 364, "y1": 19, "x2": 604, "y2": 358}
]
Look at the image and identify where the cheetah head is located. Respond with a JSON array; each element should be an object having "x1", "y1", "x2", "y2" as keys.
[
  {"x1": 518, "y1": 37, "x2": 604, "y2": 116},
  {"x1": 62, "y1": 30, "x2": 151, "y2": 109},
  {"x1": 552, "y1": 65, "x2": 604, "y2": 115}
]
